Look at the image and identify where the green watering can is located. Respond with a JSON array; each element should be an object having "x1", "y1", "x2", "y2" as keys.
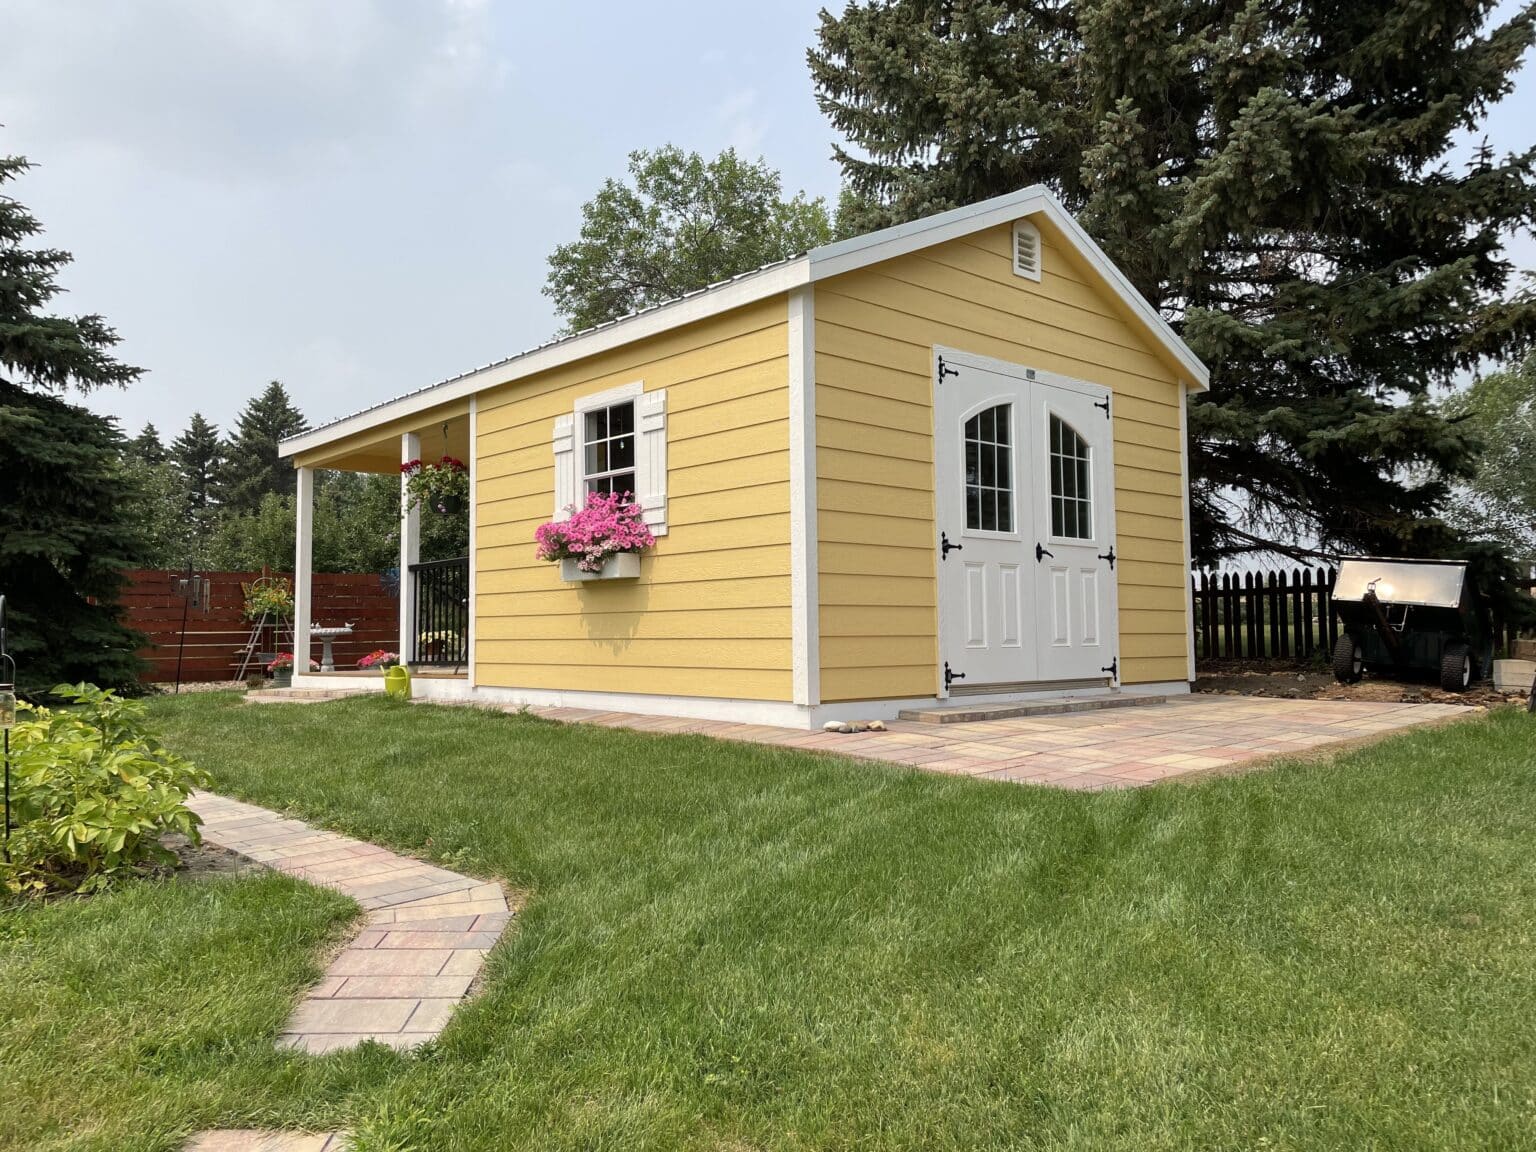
[{"x1": 383, "y1": 665, "x2": 411, "y2": 701}]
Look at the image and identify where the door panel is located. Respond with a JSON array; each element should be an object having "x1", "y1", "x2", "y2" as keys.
[
  {"x1": 935, "y1": 351, "x2": 1118, "y2": 695},
  {"x1": 1031, "y1": 385, "x2": 1116, "y2": 682}
]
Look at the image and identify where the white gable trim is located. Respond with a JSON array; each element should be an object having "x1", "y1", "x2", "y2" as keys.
[{"x1": 282, "y1": 188, "x2": 1207, "y2": 459}]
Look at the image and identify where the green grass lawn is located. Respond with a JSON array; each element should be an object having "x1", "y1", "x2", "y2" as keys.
[{"x1": 4, "y1": 693, "x2": 1536, "y2": 1151}]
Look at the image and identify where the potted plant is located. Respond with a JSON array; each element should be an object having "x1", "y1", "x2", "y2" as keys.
[
  {"x1": 417, "y1": 631, "x2": 461, "y2": 661},
  {"x1": 535, "y1": 492, "x2": 654, "y2": 582},
  {"x1": 242, "y1": 577, "x2": 294, "y2": 662},
  {"x1": 402, "y1": 456, "x2": 469, "y2": 515},
  {"x1": 267, "y1": 652, "x2": 318, "y2": 688},
  {"x1": 357, "y1": 649, "x2": 400, "y2": 671}
]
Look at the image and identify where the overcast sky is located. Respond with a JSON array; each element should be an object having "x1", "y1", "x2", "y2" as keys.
[{"x1": 2, "y1": 0, "x2": 1532, "y2": 442}]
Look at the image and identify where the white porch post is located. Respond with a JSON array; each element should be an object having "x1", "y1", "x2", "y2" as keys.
[
  {"x1": 400, "y1": 432, "x2": 421, "y2": 664},
  {"x1": 294, "y1": 465, "x2": 314, "y2": 677},
  {"x1": 467, "y1": 396, "x2": 478, "y2": 688}
]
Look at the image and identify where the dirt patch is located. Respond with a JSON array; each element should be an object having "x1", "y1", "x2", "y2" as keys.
[
  {"x1": 162, "y1": 832, "x2": 262, "y2": 878},
  {"x1": 149, "y1": 681, "x2": 249, "y2": 695},
  {"x1": 1195, "y1": 659, "x2": 1524, "y2": 707}
]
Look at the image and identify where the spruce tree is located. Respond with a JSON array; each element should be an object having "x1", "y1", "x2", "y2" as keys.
[
  {"x1": 129, "y1": 421, "x2": 166, "y2": 465},
  {"x1": 218, "y1": 381, "x2": 308, "y2": 514},
  {"x1": 810, "y1": 0, "x2": 1536, "y2": 560},
  {"x1": 170, "y1": 412, "x2": 224, "y2": 510},
  {"x1": 0, "y1": 154, "x2": 146, "y2": 692}
]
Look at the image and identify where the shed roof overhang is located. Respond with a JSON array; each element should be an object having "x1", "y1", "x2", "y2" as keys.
[{"x1": 281, "y1": 186, "x2": 1209, "y2": 463}]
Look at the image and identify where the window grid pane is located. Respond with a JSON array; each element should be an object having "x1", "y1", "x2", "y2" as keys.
[
  {"x1": 964, "y1": 404, "x2": 1014, "y2": 532},
  {"x1": 1048, "y1": 414, "x2": 1092, "y2": 539},
  {"x1": 582, "y1": 401, "x2": 638, "y2": 500}
]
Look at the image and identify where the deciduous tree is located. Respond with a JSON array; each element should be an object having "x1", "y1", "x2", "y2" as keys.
[{"x1": 545, "y1": 146, "x2": 834, "y2": 332}]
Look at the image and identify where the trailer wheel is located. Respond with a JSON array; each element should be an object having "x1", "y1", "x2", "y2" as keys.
[
  {"x1": 1440, "y1": 642, "x2": 1472, "y2": 693},
  {"x1": 1333, "y1": 634, "x2": 1364, "y2": 684}
]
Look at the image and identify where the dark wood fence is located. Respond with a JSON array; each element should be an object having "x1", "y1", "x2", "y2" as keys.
[
  {"x1": 1191, "y1": 566, "x2": 1339, "y2": 662},
  {"x1": 123, "y1": 569, "x2": 399, "y2": 682}
]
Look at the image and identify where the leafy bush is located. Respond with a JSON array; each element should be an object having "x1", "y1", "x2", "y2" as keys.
[{"x1": 2, "y1": 683, "x2": 209, "y2": 896}]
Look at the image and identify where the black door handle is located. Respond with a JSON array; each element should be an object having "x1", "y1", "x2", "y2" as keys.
[
  {"x1": 1035, "y1": 543, "x2": 1054, "y2": 562},
  {"x1": 1098, "y1": 546, "x2": 1116, "y2": 570},
  {"x1": 941, "y1": 532, "x2": 963, "y2": 560}
]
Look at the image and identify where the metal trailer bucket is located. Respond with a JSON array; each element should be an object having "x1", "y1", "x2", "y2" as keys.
[{"x1": 1330, "y1": 557, "x2": 1491, "y2": 692}]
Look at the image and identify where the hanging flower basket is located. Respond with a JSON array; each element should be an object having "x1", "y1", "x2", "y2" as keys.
[
  {"x1": 402, "y1": 456, "x2": 469, "y2": 516},
  {"x1": 535, "y1": 492, "x2": 653, "y2": 583}
]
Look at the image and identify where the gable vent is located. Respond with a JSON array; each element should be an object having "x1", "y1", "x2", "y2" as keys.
[{"x1": 1012, "y1": 220, "x2": 1042, "y2": 281}]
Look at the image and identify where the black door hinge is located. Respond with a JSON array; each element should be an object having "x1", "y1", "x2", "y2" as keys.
[
  {"x1": 941, "y1": 531, "x2": 963, "y2": 560},
  {"x1": 944, "y1": 661, "x2": 966, "y2": 690},
  {"x1": 1102, "y1": 657, "x2": 1118, "y2": 679},
  {"x1": 1098, "y1": 546, "x2": 1116, "y2": 570},
  {"x1": 1035, "y1": 542, "x2": 1055, "y2": 562},
  {"x1": 937, "y1": 356, "x2": 960, "y2": 384},
  {"x1": 1094, "y1": 396, "x2": 1110, "y2": 419}
]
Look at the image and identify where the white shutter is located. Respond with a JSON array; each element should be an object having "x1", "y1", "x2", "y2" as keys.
[
  {"x1": 552, "y1": 413, "x2": 576, "y2": 521},
  {"x1": 637, "y1": 388, "x2": 668, "y2": 536}
]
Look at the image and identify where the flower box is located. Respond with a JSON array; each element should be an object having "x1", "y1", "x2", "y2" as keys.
[{"x1": 560, "y1": 552, "x2": 641, "y2": 582}]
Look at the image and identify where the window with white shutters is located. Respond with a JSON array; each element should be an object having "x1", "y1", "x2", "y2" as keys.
[{"x1": 551, "y1": 381, "x2": 668, "y2": 535}]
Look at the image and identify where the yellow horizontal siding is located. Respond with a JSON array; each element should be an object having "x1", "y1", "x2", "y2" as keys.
[
  {"x1": 815, "y1": 220, "x2": 1191, "y2": 699},
  {"x1": 474, "y1": 297, "x2": 793, "y2": 702}
]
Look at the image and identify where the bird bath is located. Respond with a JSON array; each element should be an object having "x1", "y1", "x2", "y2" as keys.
[{"x1": 310, "y1": 624, "x2": 354, "y2": 672}]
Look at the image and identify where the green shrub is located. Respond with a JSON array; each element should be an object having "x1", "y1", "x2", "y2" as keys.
[{"x1": 2, "y1": 683, "x2": 209, "y2": 896}]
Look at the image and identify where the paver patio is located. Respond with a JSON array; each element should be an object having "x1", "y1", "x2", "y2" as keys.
[{"x1": 525, "y1": 695, "x2": 1471, "y2": 789}]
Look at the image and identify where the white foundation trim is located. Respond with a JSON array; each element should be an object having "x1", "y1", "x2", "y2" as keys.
[
  {"x1": 467, "y1": 395, "x2": 478, "y2": 689},
  {"x1": 289, "y1": 675, "x2": 1191, "y2": 730},
  {"x1": 1179, "y1": 382, "x2": 1196, "y2": 683},
  {"x1": 400, "y1": 432, "x2": 421, "y2": 662},
  {"x1": 293, "y1": 466, "x2": 314, "y2": 673},
  {"x1": 788, "y1": 287, "x2": 820, "y2": 706}
]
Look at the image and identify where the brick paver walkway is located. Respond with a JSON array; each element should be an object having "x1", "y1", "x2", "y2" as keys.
[
  {"x1": 528, "y1": 695, "x2": 1470, "y2": 789},
  {"x1": 186, "y1": 1132, "x2": 348, "y2": 1151},
  {"x1": 189, "y1": 793, "x2": 510, "y2": 1054}
]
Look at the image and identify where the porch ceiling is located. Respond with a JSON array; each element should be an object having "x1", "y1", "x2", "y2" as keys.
[{"x1": 291, "y1": 400, "x2": 472, "y2": 474}]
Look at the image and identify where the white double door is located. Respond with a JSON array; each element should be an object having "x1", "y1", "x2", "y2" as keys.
[{"x1": 935, "y1": 351, "x2": 1118, "y2": 695}]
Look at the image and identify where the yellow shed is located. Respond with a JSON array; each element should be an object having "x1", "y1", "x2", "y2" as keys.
[{"x1": 280, "y1": 187, "x2": 1208, "y2": 728}]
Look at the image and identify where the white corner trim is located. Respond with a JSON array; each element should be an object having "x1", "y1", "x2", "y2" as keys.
[
  {"x1": 281, "y1": 186, "x2": 1207, "y2": 461},
  {"x1": 788, "y1": 287, "x2": 820, "y2": 707},
  {"x1": 467, "y1": 394, "x2": 478, "y2": 689},
  {"x1": 1179, "y1": 381, "x2": 1196, "y2": 683},
  {"x1": 293, "y1": 466, "x2": 314, "y2": 672}
]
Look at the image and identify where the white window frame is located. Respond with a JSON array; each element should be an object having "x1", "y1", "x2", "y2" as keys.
[
  {"x1": 552, "y1": 380, "x2": 668, "y2": 536},
  {"x1": 1012, "y1": 219, "x2": 1042, "y2": 281}
]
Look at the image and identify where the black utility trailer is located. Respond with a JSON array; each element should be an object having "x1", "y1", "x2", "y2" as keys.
[{"x1": 1331, "y1": 557, "x2": 1492, "y2": 692}]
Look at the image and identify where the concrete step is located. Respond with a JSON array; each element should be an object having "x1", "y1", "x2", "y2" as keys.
[
  {"x1": 244, "y1": 687, "x2": 380, "y2": 705},
  {"x1": 898, "y1": 694, "x2": 1169, "y2": 724},
  {"x1": 1493, "y1": 659, "x2": 1535, "y2": 694}
]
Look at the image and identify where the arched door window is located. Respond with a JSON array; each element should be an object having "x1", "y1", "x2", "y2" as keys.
[
  {"x1": 964, "y1": 404, "x2": 1013, "y2": 532},
  {"x1": 1049, "y1": 414, "x2": 1092, "y2": 538}
]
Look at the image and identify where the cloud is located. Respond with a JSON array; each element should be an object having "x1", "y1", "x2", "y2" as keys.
[
  {"x1": 0, "y1": 0, "x2": 504, "y2": 179},
  {"x1": 714, "y1": 88, "x2": 768, "y2": 157}
]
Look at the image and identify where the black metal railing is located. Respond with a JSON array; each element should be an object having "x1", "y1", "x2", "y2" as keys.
[{"x1": 409, "y1": 556, "x2": 469, "y2": 667}]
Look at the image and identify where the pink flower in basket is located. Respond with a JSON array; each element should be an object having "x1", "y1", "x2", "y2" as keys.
[
  {"x1": 534, "y1": 492, "x2": 654, "y2": 573},
  {"x1": 268, "y1": 652, "x2": 320, "y2": 673}
]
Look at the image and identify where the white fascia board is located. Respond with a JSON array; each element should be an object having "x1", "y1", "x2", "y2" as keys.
[
  {"x1": 282, "y1": 184, "x2": 1209, "y2": 462},
  {"x1": 807, "y1": 186, "x2": 1209, "y2": 391},
  {"x1": 280, "y1": 256, "x2": 811, "y2": 459}
]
